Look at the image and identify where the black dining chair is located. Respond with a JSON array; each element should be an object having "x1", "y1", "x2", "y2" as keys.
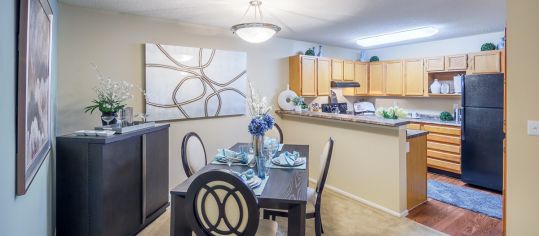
[
  {"x1": 263, "y1": 137, "x2": 334, "y2": 236},
  {"x1": 181, "y1": 132, "x2": 208, "y2": 177},
  {"x1": 266, "y1": 123, "x2": 284, "y2": 144},
  {"x1": 185, "y1": 169, "x2": 278, "y2": 236}
]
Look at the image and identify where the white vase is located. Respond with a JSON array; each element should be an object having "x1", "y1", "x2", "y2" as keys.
[{"x1": 430, "y1": 79, "x2": 441, "y2": 94}]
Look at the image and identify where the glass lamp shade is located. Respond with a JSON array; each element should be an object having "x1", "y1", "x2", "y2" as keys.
[{"x1": 231, "y1": 23, "x2": 281, "y2": 44}]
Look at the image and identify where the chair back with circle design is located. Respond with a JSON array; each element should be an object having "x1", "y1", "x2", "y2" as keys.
[
  {"x1": 185, "y1": 169, "x2": 260, "y2": 236},
  {"x1": 181, "y1": 132, "x2": 208, "y2": 177},
  {"x1": 265, "y1": 123, "x2": 284, "y2": 144}
]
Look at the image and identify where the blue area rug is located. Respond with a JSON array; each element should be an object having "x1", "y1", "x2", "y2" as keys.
[{"x1": 427, "y1": 180, "x2": 502, "y2": 219}]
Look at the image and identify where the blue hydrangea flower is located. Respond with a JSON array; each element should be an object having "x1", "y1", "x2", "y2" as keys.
[{"x1": 248, "y1": 114, "x2": 275, "y2": 136}]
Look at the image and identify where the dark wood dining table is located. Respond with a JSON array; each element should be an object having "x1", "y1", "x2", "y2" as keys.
[{"x1": 170, "y1": 143, "x2": 309, "y2": 236}]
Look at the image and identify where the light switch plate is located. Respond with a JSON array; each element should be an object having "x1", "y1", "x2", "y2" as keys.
[{"x1": 528, "y1": 120, "x2": 539, "y2": 136}]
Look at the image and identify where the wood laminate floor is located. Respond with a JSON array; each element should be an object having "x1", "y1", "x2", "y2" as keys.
[{"x1": 407, "y1": 173, "x2": 503, "y2": 236}]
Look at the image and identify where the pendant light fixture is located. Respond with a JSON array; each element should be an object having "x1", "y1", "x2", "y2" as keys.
[{"x1": 231, "y1": 0, "x2": 281, "y2": 43}]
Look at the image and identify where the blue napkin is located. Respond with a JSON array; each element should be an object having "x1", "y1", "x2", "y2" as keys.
[
  {"x1": 275, "y1": 151, "x2": 300, "y2": 166},
  {"x1": 215, "y1": 149, "x2": 248, "y2": 164}
]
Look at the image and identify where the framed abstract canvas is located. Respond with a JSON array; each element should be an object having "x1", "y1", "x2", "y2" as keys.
[
  {"x1": 17, "y1": 0, "x2": 53, "y2": 195},
  {"x1": 145, "y1": 43, "x2": 247, "y2": 121}
]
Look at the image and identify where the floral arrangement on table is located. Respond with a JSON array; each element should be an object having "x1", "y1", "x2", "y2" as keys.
[
  {"x1": 246, "y1": 82, "x2": 274, "y2": 137},
  {"x1": 84, "y1": 64, "x2": 143, "y2": 124},
  {"x1": 375, "y1": 106, "x2": 407, "y2": 119}
]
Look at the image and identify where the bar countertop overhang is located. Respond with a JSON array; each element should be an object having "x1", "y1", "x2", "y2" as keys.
[{"x1": 275, "y1": 110, "x2": 410, "y2": 127}]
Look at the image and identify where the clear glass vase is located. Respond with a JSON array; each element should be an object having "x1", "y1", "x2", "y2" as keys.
[{"x1": 253, "y1": 135, "x2": 266, "y2": 179}]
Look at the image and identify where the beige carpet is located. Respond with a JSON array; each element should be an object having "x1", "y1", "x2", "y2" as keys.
[{"x1": 139, "y1": 190, "x2": 445, "y2": 236}]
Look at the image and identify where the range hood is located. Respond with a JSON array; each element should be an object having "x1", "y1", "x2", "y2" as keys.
[{"x1": 330, "y1": 81, "x2": 360, "y2": 88}]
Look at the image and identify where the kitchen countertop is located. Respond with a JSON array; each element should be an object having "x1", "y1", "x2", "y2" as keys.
[
  {"x1": 405, "y1": 118, "x2": 461, "y2": 127},
  {"x1": 406, "y1": 130, "x2": 429, "y2": 139},
  {"x1": 275, "y1": 110, "x2": 410, "y2": 127}
]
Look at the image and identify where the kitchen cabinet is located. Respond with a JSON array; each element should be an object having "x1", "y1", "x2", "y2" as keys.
[
  {"x1": 467, "y1": 50, "x2": 502, "y2": 74},
  {"x1": 354, "y1": 62, "x2": 369, "y2": 95},
  {"x1": 317, "y1": 57, "x2": 332, "y2": 96},
  {"x1": 289, "y1": 55, "x2": 317, "y2": 96},
  {"x1": 424, "y1": 56, "x2": 445, "y2": 72},
  {"x1": 445, "y1": 54, "x2": 468, "y2": 71},
  {"x1": 343, "y1": 60, "x2": 355, "y2": 81},
  {"x1": 385, "y1": 60, "x2": 404, "y2": 95},
  {"x1": 369, "y1": 62, "x2": 385, "y2": 95},
  {"x1": 408, "y1": 123, "x2": 462, "y2": 174},
  {"x1": 407, "y1": 135, "x2": 427, "y2": 210},
  {"x1": 56, "y1": 125, "x2": 170, "y2": 236},
  {"x1": 404, "y1": 59, "x2": 424, "y2": 96},
  {"x1": 331, "y1": 59, "x2": 344, "y2": 81}
]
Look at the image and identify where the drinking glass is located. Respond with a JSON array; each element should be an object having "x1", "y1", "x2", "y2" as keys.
[{"x1": 101, "y1": 115, "x2": 115, "y2": 126}]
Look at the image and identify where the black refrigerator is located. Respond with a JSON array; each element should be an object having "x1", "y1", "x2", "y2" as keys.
[{"x1": 462, "y1": 73, "x2": 504, "y2": 191}]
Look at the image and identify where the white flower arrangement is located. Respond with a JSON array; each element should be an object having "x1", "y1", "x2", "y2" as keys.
[
  {"x1": 246, "y1": 81, "x2": 272, "y2": 117},
  {"x1": 375, "y1": 106, "x2": 407, "y2": 119},
  {"x1": 84, "y1": 64, "x2": 143, "y2": 114}
]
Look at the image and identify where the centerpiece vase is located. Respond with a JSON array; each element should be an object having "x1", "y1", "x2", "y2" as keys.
[
  {"x1": 101, "y1": 111, "x2": 117, "y2": 126},
  {"x1": 253, "y1": 135, "x2": 266, "y2": 179}
]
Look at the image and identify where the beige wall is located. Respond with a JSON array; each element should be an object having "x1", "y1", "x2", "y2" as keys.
[
  {"x1": 506, "y1": 0, "x2": 539, "y2": 235},
  {"x1": 280, "y1": 116, "x2": 408, "y2": 215},
  {"x1": 57, "y1": 3, "x2": 359, "y2": 189}
]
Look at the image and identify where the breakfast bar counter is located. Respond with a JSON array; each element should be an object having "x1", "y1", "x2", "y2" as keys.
[{"x1": 277, "y1": 110, "x2": 411, "y2": 216}]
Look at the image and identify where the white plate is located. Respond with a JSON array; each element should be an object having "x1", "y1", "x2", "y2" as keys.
[{"x1": 75, "y1": 130, "x2": 86, "y2": 136}]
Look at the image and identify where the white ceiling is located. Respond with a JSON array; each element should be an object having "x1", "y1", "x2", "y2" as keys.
[{"x1": 59, "y1": 0, "x2": 506, "y2": 49}]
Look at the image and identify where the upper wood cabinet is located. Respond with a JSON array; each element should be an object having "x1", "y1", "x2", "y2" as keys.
[
  {"x1": 369, "y1": 62, "x2": 385, "y2": 95},
  {"x1": 317, "y1": 57, "x2": 331, "y2": 96},
  {"x1": 384, "y1": 60, "x2": 404, "y2": 95},
  {"x1": 343, "y1": 60, "x2": 355, "y2": 81},
  {"x1": 424, "y1": 56, "x2": 445, "y2": 72},
  {"x1": 467, "y1": 50, "x2": 502, "y2": 74},
  {"x1": 445, "y1": 54, "x2": 467, "y2": 71},
  {"x1": 289, "y1": 55, "x2": 317, "y2": 96},
  {"x1": 404, "y1": 59, "x2": 424, "y2": 96},
  {"x1": 331, "y1": 59, "x2": 344, "y2": 81},
  {"x1": 354, "y1": 62, "x2": 369, "y2": 95}
]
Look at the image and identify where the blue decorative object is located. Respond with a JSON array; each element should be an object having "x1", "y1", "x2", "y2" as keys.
[
  {"x1": 497, "y1": 37, "x2": 505, "y2": 50},
  {"x1": 428, "y1": 180, "x2": 502, "y2": 219},
  {"x1": 255, "y1": 154, "x2": 266, "y2": 179},
  {"x1": 316, "y1": 45, "x2": 323, "y2": 56},
  {"x1": 248, "y1": 114, "x2": 274, "y2": 136}
]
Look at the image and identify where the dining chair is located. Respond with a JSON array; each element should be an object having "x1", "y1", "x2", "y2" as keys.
[
  {"x1": 266, "y1": 123, "x2": 284, "y2": 144},
  {"x1": 185, "y1": 169, "x2": 278, "y2": 236},
  {"x1": 181, "y1": 132, "x2": 207, "y2": 177},
  {"x1": 263, "y1": 137, "x2": 334, "y2": 236}
]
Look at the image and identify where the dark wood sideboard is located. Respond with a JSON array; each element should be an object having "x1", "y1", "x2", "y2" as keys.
[{"x1": 56, "y1": 125, "x2": 170, "y2": 236}]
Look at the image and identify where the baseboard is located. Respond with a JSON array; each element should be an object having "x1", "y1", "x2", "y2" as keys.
[{"x1": 309, "y1": 178, "x2": 408, "y2": 217}]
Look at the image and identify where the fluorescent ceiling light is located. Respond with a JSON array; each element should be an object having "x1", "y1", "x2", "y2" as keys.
[{"x1": 356, "y1": 27, "x2": 439, "y2": 47}]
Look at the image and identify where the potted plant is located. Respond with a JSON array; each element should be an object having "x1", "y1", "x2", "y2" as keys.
[
  {"x1": 292, "y1": 96, "x2": 304, "y2": 112},
  {"x1": 84, "y1": 65, "x2": 139, "y2": 125}
]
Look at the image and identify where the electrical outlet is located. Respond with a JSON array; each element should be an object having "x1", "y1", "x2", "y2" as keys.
[{"x1": 528, "y1": 120, "x2": 539, "y2": 136}]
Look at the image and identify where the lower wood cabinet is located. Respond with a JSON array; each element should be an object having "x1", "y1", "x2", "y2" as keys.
[
  {"x1": 56, "y1": 125, "x2": 170, "y2": 236},
  {"x1": 407, "y1": 135, "x2": 427, "y2": 210},
  {"x1": 407, "y1": 123, "x2": 462, "y2": 174}
]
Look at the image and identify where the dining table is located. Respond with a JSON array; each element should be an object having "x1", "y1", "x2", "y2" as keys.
[{"x1": 170, "y1": 143, "x2": 309, "y2": 236}]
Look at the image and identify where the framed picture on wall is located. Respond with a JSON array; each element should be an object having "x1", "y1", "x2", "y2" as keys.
[{"x1": 16, "y1": 0, "x2": 53, "y2": 196}]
